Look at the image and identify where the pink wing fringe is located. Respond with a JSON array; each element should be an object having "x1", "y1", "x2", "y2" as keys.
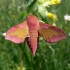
[
  {"x1": 39, "y1": 22, "x2": 66, "y2": 43},
  {"x1": 5, "y1": 21, "x2": 29, "y2": 43},
  {"x1": 46, "y1": 26, "x2": 66, "y2": 43},
  {"x1": 6, "y1": 36, "x2": 24, "y2": 43}
]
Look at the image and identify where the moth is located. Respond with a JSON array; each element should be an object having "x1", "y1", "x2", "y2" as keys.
[{"x1": 5, "y1": 15, "x2": 66, "y2": 55}]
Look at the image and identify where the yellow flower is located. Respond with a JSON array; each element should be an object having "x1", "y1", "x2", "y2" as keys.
[
  {"x1": 50, "y1": 0, "x2": 61, "y2": 4},
  {"x1": 46, "y1": 13, "x2": 57, "y2": 19}
]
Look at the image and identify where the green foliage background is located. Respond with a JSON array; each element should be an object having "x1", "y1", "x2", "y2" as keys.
[{"x1": 0, "y1": 0, "x2": 70, "y2": 70}]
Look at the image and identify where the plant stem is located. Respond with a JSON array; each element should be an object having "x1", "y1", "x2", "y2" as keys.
[
  {"x1": 20, "y1": 59, "x2": 23, "y2": 70},
  {"x1": 20, "y1": 41, "x2": 26, "y2": 70}
]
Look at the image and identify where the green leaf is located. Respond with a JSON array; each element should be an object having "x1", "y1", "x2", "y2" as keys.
[
  {"x1": 19, "y1": 11, "x2": 28, "y2": 21},
  {"x1": 27, "y1": 0, "x2": 38, "y2": 13},
  {"x1": 38, "y1": 6, "x2": 46, "y2": 18},
  {"x1": 21, "y1": 11, "x2": 28, "y2": 18},
  {"x1": 38, "y1": 6, "x2": 48, "y2": 23},
  {"x1": 23, "y1": 0, "x2": 34, "y2": 6}
]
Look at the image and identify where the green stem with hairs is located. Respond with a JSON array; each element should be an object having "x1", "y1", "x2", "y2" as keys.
[{"x1": 20, "y1": 41, "x2": 26, "y2": 70}]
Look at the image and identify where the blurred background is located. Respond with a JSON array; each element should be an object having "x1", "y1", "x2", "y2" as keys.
[{"x1": 0, "y1": 0, "x2": 70, "y2": 70}]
